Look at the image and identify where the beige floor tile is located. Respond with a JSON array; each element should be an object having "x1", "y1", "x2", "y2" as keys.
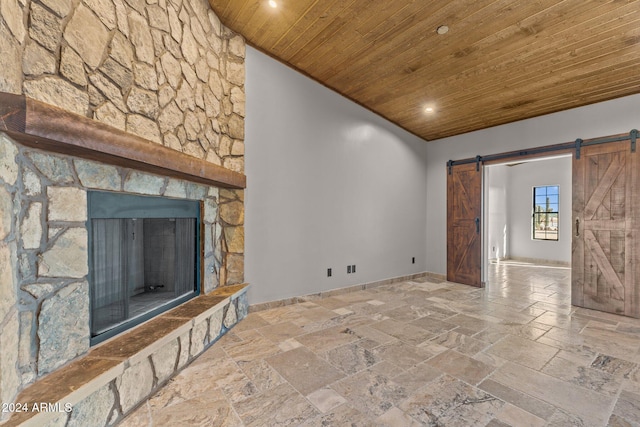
[
  {"x1": 120, "y1": 263, "x2": 640, "y2": 426},
  {"x1": 265, "y1": 347, "x2": 345, "y2": 395}
]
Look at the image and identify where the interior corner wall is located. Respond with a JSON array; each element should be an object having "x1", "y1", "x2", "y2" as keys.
[
  {"x1": 244, "y1": 47, "x2": 429, "y2": 304},
  {"x1": 425, "y1": 93, "x2": 640, "y2": 276}
]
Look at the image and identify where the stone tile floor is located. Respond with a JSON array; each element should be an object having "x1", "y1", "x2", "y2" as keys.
[{"x1": 120, "y1": 263, "x2": 640, "y2": 426}]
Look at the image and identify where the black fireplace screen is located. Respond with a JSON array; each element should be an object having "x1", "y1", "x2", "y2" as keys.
[{"x1": 88, "y1": 192, "x2": 200, "y2": 344}]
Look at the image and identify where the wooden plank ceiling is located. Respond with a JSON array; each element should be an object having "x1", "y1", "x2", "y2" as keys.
[{"x1": 209, "y1": 0, "x2": 640, "y2": 141}]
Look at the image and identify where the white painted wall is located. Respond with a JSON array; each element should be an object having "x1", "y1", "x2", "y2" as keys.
[
  {"x1": 425, "y1": 93, "x2": 640, "y2": 275},
  {"x1": 506, "y1": 156, "x2": 572, "y2": 263},
  {"x1": 244, "y1": 48, "x2": 429, "y2": 304},
  {"x1": 485, "y1": 164, "x2": 509, "y2": 260}
]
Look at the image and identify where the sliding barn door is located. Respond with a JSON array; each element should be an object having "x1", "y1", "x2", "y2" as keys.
[
  {"x1": 572, "y1": 140, "x2": 640, "y2": 317},
  {"x1": 447, "y1": 162, "x2": 482, "y2": 287}
]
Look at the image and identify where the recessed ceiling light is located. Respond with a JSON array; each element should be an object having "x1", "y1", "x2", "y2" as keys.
[
  {"x1": 436, "y1": 25, "x2": 449, "y2": 35},
  {"x1": 425, "y1": 106, "x2": 435, "y2": 113},
  {"x1": 268, "y1": 0, "x2": 277, "y2": 8}
]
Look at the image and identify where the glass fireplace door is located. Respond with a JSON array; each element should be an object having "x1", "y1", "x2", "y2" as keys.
[{"x1": 88, "y1": 192, "x2": 200, "y2": 344}]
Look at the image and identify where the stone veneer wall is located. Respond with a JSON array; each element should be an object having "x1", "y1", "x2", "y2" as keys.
[{"x1": 0, "y1": 0, "x2": 245, "y2": 411}]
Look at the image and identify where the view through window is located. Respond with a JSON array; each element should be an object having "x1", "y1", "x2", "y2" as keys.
[{"x1": 533, "y1": 185, "x2": 559, "y2": 241}]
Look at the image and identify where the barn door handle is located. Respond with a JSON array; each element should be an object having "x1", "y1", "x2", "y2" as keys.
[
  {"x1": 475, "y1": 217, "x2": 480, "y2": 234},
  {"x1": 576, "y1": 218, "x2": 580, "y2": 237}
]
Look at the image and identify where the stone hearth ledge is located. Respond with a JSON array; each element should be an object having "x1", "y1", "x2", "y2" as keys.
[{"x1": 0, "y1": 284, "x2": 249, "y2": 427}]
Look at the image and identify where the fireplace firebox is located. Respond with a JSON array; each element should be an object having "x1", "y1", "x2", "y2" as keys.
[{"x1": 88, "y1": 191, "x2": 201, "y2": 344}]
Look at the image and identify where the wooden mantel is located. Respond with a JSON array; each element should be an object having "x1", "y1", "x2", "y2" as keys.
[{"x1": 0, "y1": 92, "x2": 246, "y2": 189}]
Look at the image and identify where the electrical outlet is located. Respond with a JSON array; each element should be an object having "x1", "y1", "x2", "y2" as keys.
[
  {"x1": 352, "y1": 264, "x2": 356, "y2": 273},
  {"x1": 327, "y1": 268, "x2": 332, "y2": 277},
  {"x1": 347, "y1": 265, "x2": 351, "y2": 274},
  {"x1": 412, "y1": 257, "x2": 415, "y2": 264}
]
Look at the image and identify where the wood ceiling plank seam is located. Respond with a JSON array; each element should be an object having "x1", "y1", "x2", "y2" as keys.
[
  {"x1": 327, "y1": 0, "x2": 570, "y2": 94},
  {"x1": 316, "y1": 3, "x2": 456, "y2": 80},
  {"x1": 342, "y1": 0, "x2": 624, "y2": 95},
  {"x1": 322, "y1": 0, "x2": 513, "y2": 87},
  {"x1": 361, "y1": 12, "x2": 640, "y2": 105},
  {"x1": 287, "y1": 0, "x2": 395, "y2": 67},
  {"x1": 404, "y1": 56, "x2": 640, "y2": 122},
  {"x1": 222, "y1": 1, "x2": 264, "y2": 41},
  {"x1": 299, "y1": 0, "x2": 441, "y2": 77},
  {"x1": 348, "y1": 0, "x2": 636, "y2": 91},
  {"x1": 428, "y1": 37, "x2": 640, "y2": 107},
  {"x1": 274, "y1": 0, "x2": 362, "y2": 57}
]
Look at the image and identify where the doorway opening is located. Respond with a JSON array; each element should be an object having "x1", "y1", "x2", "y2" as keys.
[{"x1": 482, "y1": 154, "x2": 572, "y2": 284}]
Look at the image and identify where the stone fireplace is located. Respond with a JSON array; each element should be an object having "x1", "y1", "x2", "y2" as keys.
[{"x1": 0, "y1": 0, "x2": 248, "y2": 424}]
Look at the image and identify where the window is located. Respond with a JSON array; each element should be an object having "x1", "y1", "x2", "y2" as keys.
[{"x1": 532, "y1": 185, "x2": 559, "y2": 241}]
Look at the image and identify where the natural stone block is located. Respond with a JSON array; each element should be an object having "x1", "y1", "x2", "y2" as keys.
[
  {"x1": 75, "y1": 159, "x2": 121, "y2": 190},
  {"x1": 29, "y1": 2, "x2": 62, "y2": 52},
  {"x1": 223, "y1": 157, "x2": 244, "y2": 173},
  {"x1": 126, "y1": 114, "x2": 162, "y2": 144},
  {"x1": 223, "y1": 301, "x2": 237, "y2": 329},
  {"x1": 94, "y1": 102, "x2": 126, "y2": 131},
  {"x1": 113, "y1": 0, "x2": 129, "y2": 36},
  {"x1": 0, "y1": 313, "x2": 20, "y2": 406},
  {"x1": 0, "y1": 26, "x2": 22, "y2": 94},
  {"x1": 109, "y1": 32, "x2": 134, "y2": 69},
  {"x1": 229, "y1": 35, "x2": 245, "y2": 59},
  {"x1": 190, "y1": 18, "x2": 207, "y2": 49},
  {"x1": 128, "y1": 11, "x2": 155, "y2": 64},
  {"x1": 23, "y1": 76, "x2": 89, "y2": 117},
  {"x1": 227, "y1": 113, "x2": 245, "y2": 139},
  {"x1": 160, "y1": 52, "x2": 182, "y2": 89},
  {"x1": 38, "y1": 228, "x2": 88, "y2": 278},
  {"x1": 83, "y1": 0, "x2": 117, "y2": 30},
  {"x1": 158, "y1": 84, "x2": 175, "y2": 108},
  {"x1": 127, "y1": 87, "x2": 159, "y2": 119},
  {"x1": 18, "y1": 311, "x2": 34, "y2": 382},
  {"x1": 0, "y1": 243, "x2": 17, "y2": 321},
  {"x1": 116, "y1": 359, "x2": 154, "y2": 413},
  {"x1": 64, "y1": 4, "x2": 110, "y2": 69},
  {"x1": 189, "y1": 318, "x2": 208, "y2": 357},
  {"x1": 21, "y1": 202, "x2": 42, "y2": 249},
  {"x1": 0, "y1": 186, "x2": 13, "y2": 241},
  {"x1": 237, "y1": 291, "x2": 248, "y2": 320},
  {"x1": 26, "y1": 152, "x2": 74, "y2": 184},
  {"x1": 226, "y1": 60, "x2": 244, "y2": 86},
  {"x1": 167, "y1": 5, "x2": 181, "y2": 42},
  {"x1": 151, "y1": 338, "x2": 178, "y2": 384},
  {"x1": 181, "y1": 62, "x2": 197, "y2": 89},
  {"x1": 230, "y1": 86, "x2": 245, "y2": 117},
  {"x1": 163, "y1": 179, "x2": 187, "y2": 198},
  {"x1": 184, "y1": 111, "x2": 201, "y2": 140},
  {"x1": 67, "y1": 383, "x2": 115, "y2": 427},
  {"x1": 177, "y1": 331, "x2": 190, "y2": 369},
  {"x1": 133, "y1": 62, "x2": 158, "y2": 90},
  {"x1": 181, "y1": 26, "x2": 198, "y2": 65},
  {"x1": 60, "y1": 46, "x2": 87, "y2": 87},
  {"x1": 0, "y1": 135, "x2": 18, "y2": 186},
  {"x1": 164, "y1": 133, "x2": 181, "y2": 151},
  {"x1": 37, "y1": 281, "x2": 90, "y2": 375},
  {"x1": 224, "y1": 226, "x2": 244, "y2": 253},
  {"x1": 226, "y1": 253, "x2": 244, "y2": 285},
  {"x1": 100, "y1": 57, "x2": 133, "y2": 91},
  {"x1": 147, "y1": 4, "x2": 170, "y2": 31},
  {"x1": 48, "y1": 187, "x2": 87, "y2": 222},
  {"x1": 231, "y1": 140, "x2": 244, "y2": 156},
  {"x1": 123, "y1": 171, "x2": 165, "y2": 195},
  {"x1": 23, "y1": 169, "x2": 42, "y2": 196},
  {"x1": 40, "y1": 0, "x2": 72, "y2": 18},
  {"x1": 89, "y1": 72, "x2": 127, "y2": 111},
  {"x1": 219, "y1": 200, "x2": 243, "y2": 225},
  {"x1": 158, "y1": 101, "x2": 183, "y2": 134},
  {"x1": 1, "y1": 0, "x2": 25, "y2": 42},
  {"x1": 209, "y1": 308, "x2": 223, "y2": 341}
]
